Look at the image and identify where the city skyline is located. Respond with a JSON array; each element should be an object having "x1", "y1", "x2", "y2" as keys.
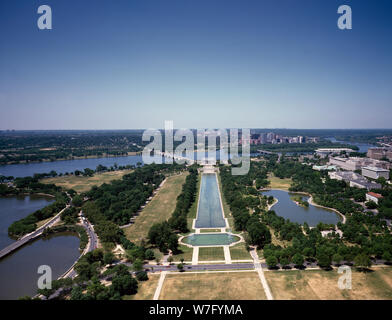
[{"x1": 1, "y1": 0, "x2": 392, "y2": 130}]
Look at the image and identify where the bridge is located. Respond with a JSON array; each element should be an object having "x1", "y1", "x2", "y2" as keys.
[{"x1": 0, "y1": 205, "x2": 69, "y2": 260}]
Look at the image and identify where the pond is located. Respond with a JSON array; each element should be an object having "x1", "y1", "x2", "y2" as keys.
[
  {"x1": 183, "y1": 233, "x2": 240, "y2": 246},
  {"x1": 195, "y1": 174, "x2": 226, "y2": 228},
  {"x1": 0, "y1": 232, "x2": 81, "y2": 300},
  {"x1": 262, "y1": 189, "x2": 341, "y2": 227}
]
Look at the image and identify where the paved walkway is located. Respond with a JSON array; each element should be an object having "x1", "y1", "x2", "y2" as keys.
[
  {"x1": 153, "y1": 271, "x2": 167, "y2": 300},
  {"x1": 192, "y1": 247, "x2": 199, "y2": 265},
  {"x1": 223, "y1": 245, "x2": 231, "y2": 264},
  {"x1": 250, "y1": 249, "x2": 273, "y2": 300}
]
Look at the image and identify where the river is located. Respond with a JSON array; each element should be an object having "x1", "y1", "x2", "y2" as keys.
[
  {"x1": 262, "y1": 189, "x2": 341, "y2": 226},
  {"x1": 0, "y1": 196, "x2": 80, "y2": 300},
  {"x1": 0, "y1": 232, "x2": 80, "y2": 300},
  {"x1": 326, "y1": 137, "x2": 375, "y2": 153}
]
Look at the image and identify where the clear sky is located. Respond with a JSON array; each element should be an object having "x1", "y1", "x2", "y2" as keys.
[{"x1": 0, "y1": 0, "x2": 391, "y2": 130}]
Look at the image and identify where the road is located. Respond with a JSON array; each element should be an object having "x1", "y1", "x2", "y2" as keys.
[{"x1": 61, "y1": 211, "x2": 98, "y2": 279}]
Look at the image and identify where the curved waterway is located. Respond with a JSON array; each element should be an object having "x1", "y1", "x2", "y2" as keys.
[
  {"x1": 0, "y1": 232, "x2": 80, "y2": 300},
  {"x1": 262, "y1": 190, "x2": 341, "y2": 226},
  {"x1": 0, "y1": 196, "x2": 80, "y2": 299}
]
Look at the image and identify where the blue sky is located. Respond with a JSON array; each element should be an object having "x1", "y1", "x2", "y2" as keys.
[{"x1": 0, "y1": 0, "x2": 391, "y2": 130}]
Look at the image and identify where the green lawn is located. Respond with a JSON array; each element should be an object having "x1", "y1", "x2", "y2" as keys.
[
  {"x1": 198, "y1": 247, "x2": 225, "y2": 261},
  {"x1": 172, "y1": 244, "x2": 193, "y2": 262},
  {"x1": 200, "y1": 229, "x2": 221, "y2": 233},
  {"x1": 123, "y1": 173, "x2": 188, "y2": 244},
  {"x1": 230, "y1": 243, "x2": 252, "y2": 260}
]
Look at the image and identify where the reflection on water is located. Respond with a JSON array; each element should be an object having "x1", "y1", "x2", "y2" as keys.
[
  {"x1": 262, "y1": 189, "x2": 341, "y2": 227},
  {"x1": 0, "y1": 195, "x2": 54, "y2": 249},
  {"x1": 0, "y1": 232, "x2": 80, "y2": 300},
  {"x1": 183, "y1": 233, "x2": 239, "y2": 246}
]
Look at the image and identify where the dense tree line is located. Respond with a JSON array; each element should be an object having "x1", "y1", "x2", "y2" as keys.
[
  {"x1": 148, "y1": 166, "x2": 198, "y2": 252},
  {"x1": 219, "y1": 164, "x2": 271, "y2": 248},
  {"x1": 85, "y1": 164, "x2": 184, "y2": 225}
]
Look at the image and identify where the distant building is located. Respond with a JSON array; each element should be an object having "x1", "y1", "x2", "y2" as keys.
[
  {"x1": 312, "y1": 165, "x2": 337, "y2": 171},
  {"x1": 328, "y1": 171, "x2": 382, "y2": 190},
  {"x1": 250, "y1": 134, "x2": 262, "y2": 145},
  {"x1": 362, "y1": 166, "x2": 390, "y2": 180},
  {"x1": 316, "y1": 148, "x2": 354, "y2": 158},
  {"x1": 329, "y1": 157, "x2": 362, "y2": 171},
  {"x1": 350, "y1": 180, "x2": 381, "y2": 190},
  {"x1": 366, "y1": 192, "x2": 383, "y2": 204},
  {"x1": 329, "y1": 156, "x2": 391, "y2": 171},
  {"x1": 367, "y1": 147, "x2": 392, "y2": 161}
]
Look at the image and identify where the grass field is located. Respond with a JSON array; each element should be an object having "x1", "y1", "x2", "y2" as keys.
[
  {"x1": 123, "y1": 273, "x2": 160, "y2": 300},
  {"x1": 172, "y1": 244, "x2": 193, "y2": 262},
  {"x1": 200, "y1": 229, "x2": 221, "y2": 233},
  {"x1": 124, "y1": 173, "x2": 188, "y2": 244},
  {"x1": 265, "y1": 267, "x2": 392, "y2": 300},
  {"x1": 267, "y1": 173, "x2": 292, "y2": 190},
  {"x1": 230, "y1": 243, "x2": 252, "y2": 260},
  {"x1": 41, "y1": 170, "x2": 132, "y2": 193},
  {"x1": 198, "y1": 247, "x2": 225, "y2": 261},
  {"x1": 159, "y1": 271, "x2": 267, "y2": 300}
]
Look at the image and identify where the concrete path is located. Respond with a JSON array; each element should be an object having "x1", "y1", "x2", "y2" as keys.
[
  {"x1": 223, "y1": 245, "x2": 232, "y2": 264},
  {"x1": 192, "y1": 247, "x2": 199, "y2": 265},
  {"x1": 153, "y1": 271, "x2": 167, "y2": 300},
  {"x1": 250, "y1": 249, "x2": 273, "y2": 300}
]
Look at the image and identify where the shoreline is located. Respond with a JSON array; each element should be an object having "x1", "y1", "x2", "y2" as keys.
[
  {"x1": 261, "y1": 188, "x2": 346, "y2": 224},
  {"x1": 0, "y1": 151, "x2": 142, "y2": 167}
]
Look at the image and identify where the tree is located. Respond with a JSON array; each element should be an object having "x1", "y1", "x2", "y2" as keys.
[
  {"x1": 246, "y1": 218, "x2": 271, "y2": 248},
  {"x1": 167, "y1": 256, "x2": 174, "y2": 264},
  {"x1": 382, "y1": 251, "x2": 392, "y2": 263},
  {"x1": 280, "y1": 256, "x2": 290, "y2": 268},
  {"x1": 133, "y1": 258, "x2": 144, "y2": 272},
  {"x1": 103, "y1": 252, "x2": 115, "y2": 265},
  {"x1": 70, "y1": 286, "x2": 85, "y2": 300},
  {"x1": 365, "y1": 201, "x2": 378, "y2": 209},
  {"x1": 177, "y1": 263, "x2": 184, "y2": 272},
  {"x1": 317, "y1": 253, "x2": 331, "y2": 269},
  {"x1": 144, "y1": 249, "x2": 155, "y2": 261},
  {"x1": 332, "y1": 253, "x2": 343, "y2": 266},
  {"x1": 266, "y1": 255, "x2": 278, "y2": 269},
  {"x1": 72, "y1": 195, "x2": 83, "y2": 207},
  {"x1": 136, "y1": 271, "x2": 148, "y2": 281},
  {"x1": 292, "y1": 253, "x2": 304, "y2": 267},
  {"x1": 111, "y1": 274, "x2": 138, "y2": 296},
  {"x1": 354, "y1": 253, "x2": 371, "y2": 270}
]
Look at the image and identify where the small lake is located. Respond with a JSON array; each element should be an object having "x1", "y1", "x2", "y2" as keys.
[
  {"x1": 0, "y1": 232, "x2": 80, "y2": 300},
  {"x1": 262, "y1": 189, "x2": 341, "y2": 226},
  {"x1": 0, "y1": 195, "x2": 54, "y2": 249}
]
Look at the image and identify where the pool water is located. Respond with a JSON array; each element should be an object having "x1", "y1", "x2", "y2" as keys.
[
  {"x1": 195, "y1": 174, "x2": 226, "y2": 228},
  {"x1": 183, "y1": 233, "x2": 239, "y2": 246}
]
